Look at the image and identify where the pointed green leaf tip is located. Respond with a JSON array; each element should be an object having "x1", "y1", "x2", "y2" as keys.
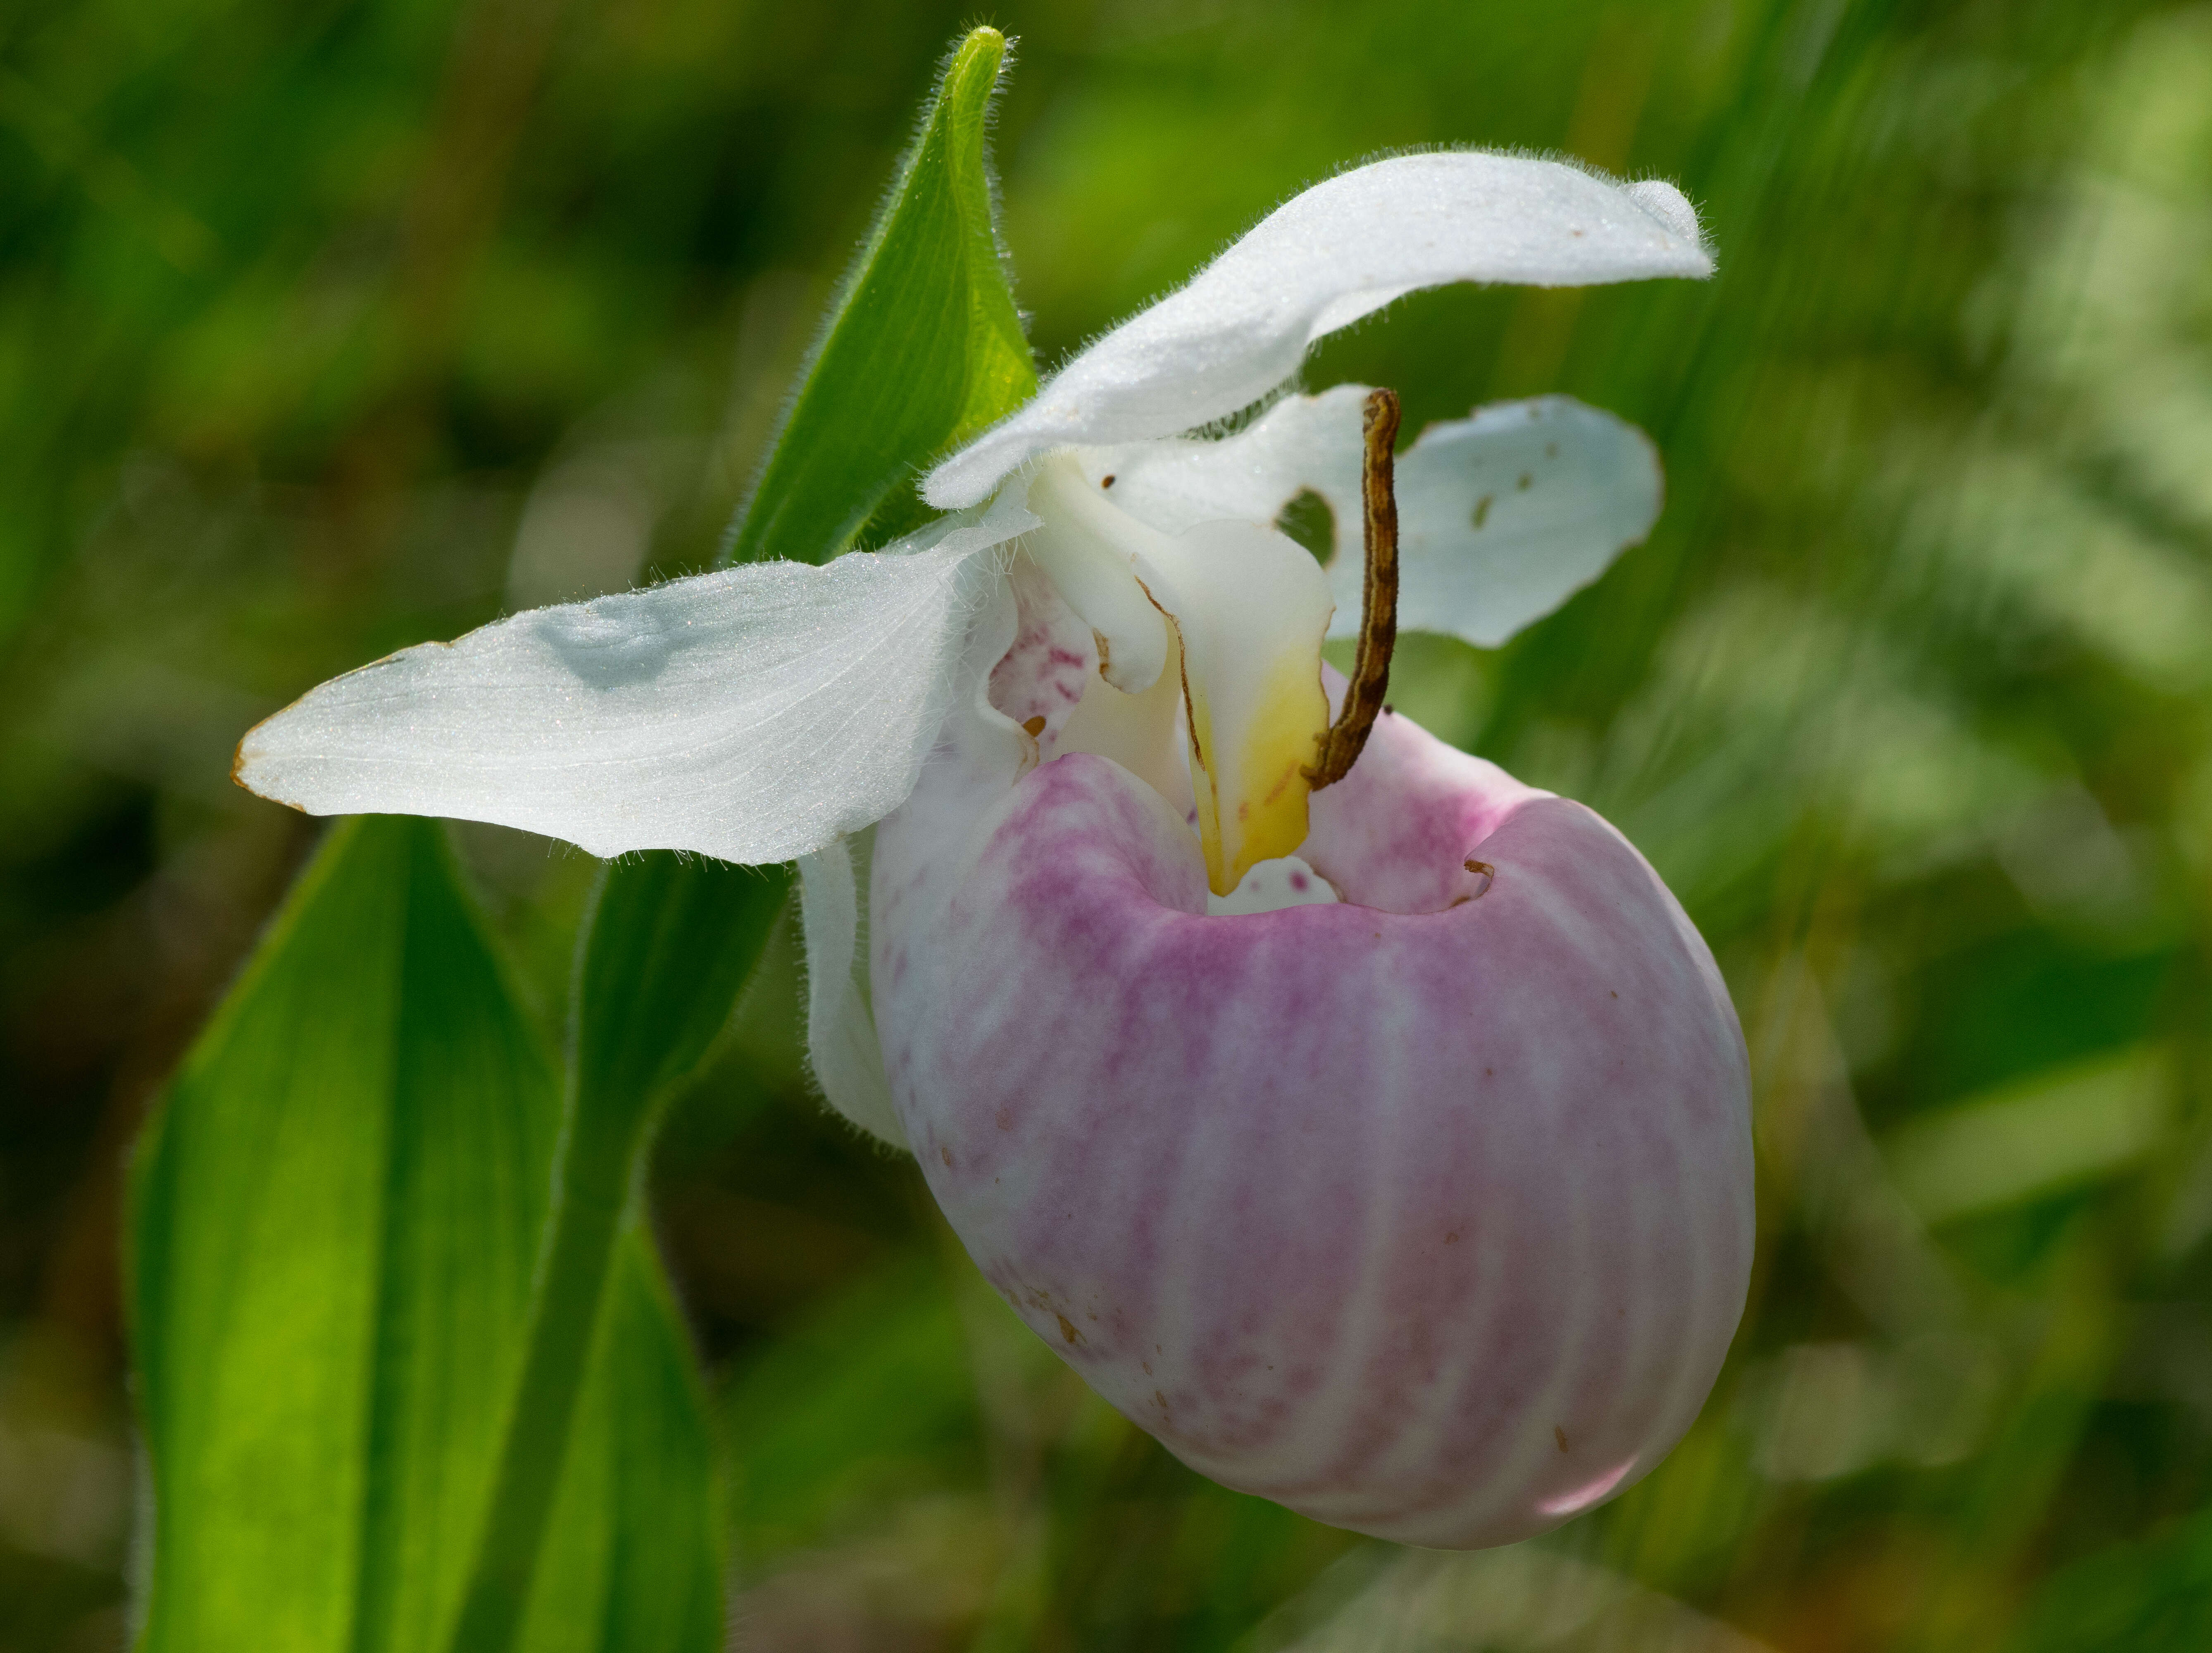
[
  {"x1": 128, "y1": 819, "x2": 723, "y2": 1653},
  {"x1": 723, "y1": 25, "x2": 1035, "y2": 565}
]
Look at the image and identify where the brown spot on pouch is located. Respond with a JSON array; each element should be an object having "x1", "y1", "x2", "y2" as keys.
[
  {"x1": 1555, "y1": 1425, "x2": 1571, "y2": 1452},
  {"x1": 1058, "y1": 1314, "x2": 1082, "y2": 1345},
  {"x1": 1021, "y1": 715, "x2": 1046, "y2": 737},
  {"x1": 940, "y1": 1146, "x2": 953, "y2": 1167}
]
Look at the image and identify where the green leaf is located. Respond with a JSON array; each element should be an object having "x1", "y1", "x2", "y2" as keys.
[
  {"x1": 128, "y1": 817, "x2": 722, "y2": 1653},
  {"x1": 513, "y1": 1235, "x2": 726, "y2": 1653},
  {"x1": 721, "y1": 24, "x2": 1035, "y2": 567}
]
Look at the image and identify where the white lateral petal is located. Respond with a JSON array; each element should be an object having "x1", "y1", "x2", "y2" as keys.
[
  {"x1": 1378, "y1": 395, "x2": 1662, "y2": 646},
  {"x1": 234, "y1": 495, "x2": 1037, "y2": 863},
  {"x1": 798, "y1": 836, "x2": 906, "y2": 1146},
  {"x1": 1096, "y1": 387, "x2": 1662, "y2": 649},
  {"x1": 925, "y1": 152, "x2": 1710, "y2": 507}
]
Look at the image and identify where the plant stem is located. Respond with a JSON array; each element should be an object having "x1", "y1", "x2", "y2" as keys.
[{"x1": 443, "y1": 1081, "x2": 650, "y2": 1653}]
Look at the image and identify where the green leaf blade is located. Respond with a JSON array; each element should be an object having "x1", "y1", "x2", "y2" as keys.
[
  {"x1": 132, "y1": 818, "x2": 412, "y2": 1653},
  {"x1": 128, "y1": 818, "x2": 724, "y2": 1653},
  {"x1": 355, "y1": 835, "x2": 568, "y2": 1653},
  {"x1": 517, "y1": 1236, "x2": 726, "y2": 1653},
  {"x1": 721, "y1": 25, "x2": 1035, "y2": 567}
]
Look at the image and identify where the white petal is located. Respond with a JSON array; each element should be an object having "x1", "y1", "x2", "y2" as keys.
[
  {"x1": 234, "y1": 494, "x2": 1038, "y2": 863},
  {"x1": 1379, "y1": 395, "x2": 1661, "y2": 646},
  {"x1": 1094, "y1": 387, "x2": 1662, "y2": 649},
  {"x1": 798, "y1": 836, "x2": 906, "y2": 1146},
  {"x1": 925, "y1": 152, "x2": 1711, "y2": 508}
]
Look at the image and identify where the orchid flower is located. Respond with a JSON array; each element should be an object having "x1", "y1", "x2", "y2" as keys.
[{"x1": 236, "y1": 152, "x2": 1753, "y2": 1548}]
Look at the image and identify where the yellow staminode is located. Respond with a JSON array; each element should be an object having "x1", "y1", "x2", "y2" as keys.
[{"x1": 1024, "y1": 455, "x2": 1334, "y2": 896}]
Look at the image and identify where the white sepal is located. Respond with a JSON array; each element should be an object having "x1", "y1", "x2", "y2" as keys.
[
  {"x1": 925, "y1": 152, "x2": 1710, "y2": 508},
  {"x1": 234, "y1": 492, "x2": 1038, "y2": 864},
  {"x1": 1095, "y1": 387, "x2": 1662, "y2": 649}
]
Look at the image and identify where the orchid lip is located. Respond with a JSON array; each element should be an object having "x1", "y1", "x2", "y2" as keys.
[{"x1": 868, "y1": 669, "x2": 1753, "y2": 1548}]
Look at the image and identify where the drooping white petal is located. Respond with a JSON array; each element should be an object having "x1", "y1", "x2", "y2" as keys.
[
  {"x1": 233, "y1": 493, "x2": 1038, "y2": 863},
  {"x1": 798, "y1": 836, "x2": 905, "y2": 1146},
  {"x1": 925, "y1": 152, "x2": 1710, "y2": 508},
  {"x1": 1091, "y1": 387, "x2": 1662, "y2": 649}
]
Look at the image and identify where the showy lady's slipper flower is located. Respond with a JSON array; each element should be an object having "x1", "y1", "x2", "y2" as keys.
[{"x1": 237, "y1": 152, "x2": 1753, "y2": 1548}]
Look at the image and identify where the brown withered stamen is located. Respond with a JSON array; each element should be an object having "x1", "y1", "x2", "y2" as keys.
[{"x1": 1305, "y1": 388, "x2": 1401, "y2": 790}]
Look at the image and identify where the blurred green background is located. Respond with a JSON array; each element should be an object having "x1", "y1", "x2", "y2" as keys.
[{"x1": 4, "y1": 0, "x2": 2211, "y2": 1647}]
